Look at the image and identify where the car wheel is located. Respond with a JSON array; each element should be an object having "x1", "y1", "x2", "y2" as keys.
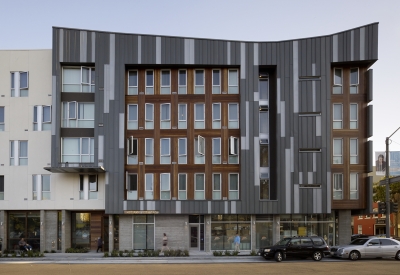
[
  {"x1": 395, "y1": 251, "x2": 400, "y2": 261},
  {"x1": 274, "y1": 251, "x2": 283, "y2": 262},
  {"x1": 312, "y1": 251, "x2": 322, "y2": 261},
  {"x1": 349, "y1": 250, "x2": 360, "y2": 261}
]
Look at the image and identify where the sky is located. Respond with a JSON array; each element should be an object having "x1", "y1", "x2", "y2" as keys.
[{"x1": 1, "y1": 0, "x2": 399, "y2": 156}]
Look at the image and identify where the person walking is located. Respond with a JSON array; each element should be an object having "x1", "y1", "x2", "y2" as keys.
[
  {"x1": 96, "y1": 237, "x2": 103, "y2": 252},
  {"x1": 161, "y1": 233, "x2": 169, "y2": 253},
  {"x1": 234, "y1": 233, "x2": 241, "y2": 252}
]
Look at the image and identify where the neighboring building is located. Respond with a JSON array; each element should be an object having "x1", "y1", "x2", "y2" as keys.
[
  {"x1": 353, "y1": 203, "x2": 395, "y2": 236},
  {"x1": 0, "y1": 23, "x2": 378, "y2": 252}
]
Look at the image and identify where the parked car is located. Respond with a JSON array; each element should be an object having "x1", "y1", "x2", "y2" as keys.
[
  {"x1": 350, "y1": 234, "x2": 372, "y2": 241},
  {"x1": 330, "y1": 237, "x2": 400, "y2": 261},
  {"x1": 258, "y1": 236, "x2": 330, "y2": 262}
]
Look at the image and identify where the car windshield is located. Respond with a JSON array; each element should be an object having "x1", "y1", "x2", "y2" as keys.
[
  {"x1": 274, "y1": 238, "x2": 291, "y2": 246},
  {"x1": 349, "y1": 238, "x2": 369, "y2": 245}
]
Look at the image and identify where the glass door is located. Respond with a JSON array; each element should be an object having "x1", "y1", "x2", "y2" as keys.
[{"x1": 190, "y1": 225, "x2": 199, "y2": 249}]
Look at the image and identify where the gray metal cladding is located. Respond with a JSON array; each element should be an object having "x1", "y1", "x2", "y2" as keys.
[{"x1": 51, "y1": 23, "x2": 378, "y2": 215}]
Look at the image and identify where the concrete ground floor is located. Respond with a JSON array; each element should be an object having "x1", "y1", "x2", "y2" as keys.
[{"x1": 0, "y1": 210, "x2": 352, "y2": 252}]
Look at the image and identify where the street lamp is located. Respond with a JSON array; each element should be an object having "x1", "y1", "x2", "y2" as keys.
[{"x1": 385, "y1": 127, "x2": 400, "y2": 238}]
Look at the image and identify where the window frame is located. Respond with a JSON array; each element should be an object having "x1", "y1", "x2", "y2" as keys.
[
  {"x1": 62, "y1": 101, "x2": 95, "y2": 128},
  {"x1": 61, "y1": 137, "x2": 94, "y2": 163},
  {"x1": 145, "y1": 70, "x2": 154, "y2": 94},
  {"x1": 212, "y1": 138, "x2": 221, "y2": 164},
  {"x1": 350, "y1": 103, "x2": 358, "y2": 129},
  {"x1": 145, "y1": 173, "x2": 154, "y2": 200},
  {"x1": 228, "y1": 69, "x2": 239, "y2": 94},
  {"x1": 11, "y1": 71, "x2": 29, "y2": 97},
  {"x1": 333, "y1": 138, "x2": 343, "y2": 164},
  {"x1": 0, "y1": 106, "x2": 4, "y2": 131},
  {"x1": 229, "y1": 173, "x2": 239, "y2": 200},
  {"x1": 160, "y1": 103, "x2": 171, "y2": 129},
  {"x1": 178, "y1": 103, "x2": 187, "y2": 129},
  {"x1": 350, "y1": 138, "x2": 358, "y2": 164},
  {"x1": 212, "y1": 103, "x2": 221, "y2": 129},
  {"x1": 333, "y1": 103, "x2": 343, "y2": 129},
  {"x1": 194, "y1": 103, "x2": 205, "y2": 129},
  {"x1": 145, "y1": 103, "x2": 154, "y2": 129},
  {"x1": 229, "y1": 136, "x2": 239, "y2": 164},
  {"x1": 160, "y1": 173, "x2": 171, "y2": 200},
  {"x1": 127, "y1": 104, "x2": 138, "y2": 130},
  {"x1": 178, "y1": 173, "x2": 187, "y2": 200},
  {"x1": 178, "y1": 69, "x2": 187, "y2": 94},
  {"x1": 194, "y1": 69, "x2": 205, "y2": 94},
  {"x1": 127, "y1": 174, "x2": 138, "y2": 200},
  {"x1": 212, "y1": 173, "x2": 221, "y2": 200},
  {"x1": 195, "y1": 136, "x2": 205, "y2": 164},
  {"x1": 194, "y1": 173, "x2": 205, "y2": 200},
  {"x1": 178, "y1": 138, "x2": 187, "y2": 164},
  {"x1": 128, "y1": 70, "x2": 138, "y2": 95},
  {"x1": 160, "y1": 138, "x2": 171, "y2": 164},
  {"x1": 333, "y1": 68, "x2": 342, "y2": 94},
  {"x1": 228, "y1": 103, "x2": 239, "y2": 129},
  {"x1": 62, "y1": 66, "x2": 95, "y2": 93},
  {"x1": 212, "y1": 69, "x2": 221, "y2": 94},
  {"x1": 350, "y1": 68, "x2": 359, "y2": 94},
  {"x1": 333, "y1": 173, "x2": 343, "y2": 200},
  {"x1": 127, "y1": 137, "x2": 138, "y2": 165},
  {"x1": 0, "y1": 175, "x2": 4, "y2": 200},
  {"x1": 160, "y1": 70, "x2": 171, "y2": 94},
  {"x1": 145, "y1": 138, "x2": 154, "y2": 164},
  {"x1": 350, "y1": 173, "x2": 359, "y2": 200}
]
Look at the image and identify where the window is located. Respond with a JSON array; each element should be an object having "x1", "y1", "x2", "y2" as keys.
[
  {"x1": 160, "y1": 70, "x2": 171, "y2": 94},
  {"x1": 333, "y1": 139, "x2": 343, "y2": 164},
  {"x1": 61, "y1": 137, "x2": 94, "y2": 163},
  {"x1": 195, "y1": 173, "x2": 205, "y2": 200},
  {"x1": 212, "y1": 173, "x2": 221, "y2": 200},
  {"x1": 229, "y1": 174, "x2": 239, "y2": 200},
  {"x1": 333, "y1": 68, "x2": 342, "y2": 94},
  {"x1": 212, "y1": 69, "x2": 221, "y2": 94},
  {"x1": 178, "y1": 104, "x2": 187, "y2": 129},
  {"x1": 62, "y1": 102, "x2": 94, "y2": 128},
  {"x1": 228, "y1": 69, "x2": 239, "y2": 94},
  {"x1": 212, "y1": 138, "x2": 221, "y2": 164},
  {"x1": 212, "y1": 103, "x2": 221, "y2": 129},
  {"x1": 333, "y1": 173, "x2": 343, "y2": 200},
  {"x1": 0, "y1": 176, "x2": 4, "y2": 200},
  {"x1": 178, "y1": 70, "x2": 187, "y2": 94},
  {"x1": 160, "y1": 173, "x2": 171, "y2": 200},
  {"x1": 357, "y1": 225, "x2": 362, "y2": 234},
  {"x1": 63, "y1": 67, "x2": 95, "y2": 93},
  {"x1": 350, "y1": 104, "x2": 358, "y2": 129},
  {"x1": 160, "y1": 103, "x2": 171, "y2": 129},
  {"x1": 228, "y1": 103, "x2": 239, "y2": 129},
  {"x1": 333, "y1": 104, "x2": 343, "y2": 129},
  {"x1": 79, "y1": 179, "x2": 84, "y2": 200},
  {"x1": 89, "y1": 175, "x2": 98, "y2": 199},
  {"x1": 0, "y1": 106, "x2": 4, "y2": 131},
  {"x1": 128, "y1": 70, "x2": 138, "y2": 95},
  {"x1": 260, "y1": 178, "x2": 270, "y2": 200},
  {"x1": 194, "y1": 70, "x2": 205, "y2": 94},
  {"x1": 178, "y1": 174, "x2": 187, "y2": 200},
  {"x1": 178, "y1": 138, "x2": 187, "y2": 164},
  {"x1": 79, "y1": 175, "x2": 98, "y2": 200},
  {"x1": 145, "y1": 174, "x2": 154, "y2": 200},
  {"x1": 145, "y1": 103, "x2": 154, "y2": 129},
  {"x1": 260, "y1": 144, "x2": 269, "y2": 167},
  {"x1": 33, "y1": 175, "x2": 51, "y2": 200},
  {"x1": 350, "y1": 173, "x2": 358, "y2": 200},
  {"x1": 127, "y1": 104, "x2": 138, "y2": 129},
  {"x1": 33, "y1": 105, "x2": 51, "y2": 131},
  {"x1": 194, "y1": 103, "x2": 205, "y2": 129},
  {"x1": 195, "y1": 135, "x2": 205, "y2": 164},
  {"x1": 160, "y1": 138, "x2": 171, "y2": 164},
  {"x1": 11, "y1": 71, "x2": 29, "y2": 97},
  {"x1": 127, "y1": 174, "x2": 138, "y2": 200},
  {"x1": 10, "y1": 140, "x2": 28, "y2": 166},
  {"x1": 259, "y1": 76, "x2": 269, "y2": 100},
  {"x1": 146, "y1": 70, "x2": 154, "y2": 94},
  {"x1": 127, "y1": 137, "x2": 138, "y2": 165},
  {"x1": 350, "y1": 68, "x2": 359, "y2": 94},
  {"x1": 350, "y1": 138, "x2": 358, "y2": 164},
  {"x1": 259, "y1": 111, "x2": 269, "y2": 134},
  {"x1": 145, "y1": 138, "x2": 154, "y2": 164},
  {"x1": 133, "y1": 215, "x2": 155, "y2": 250},
  {"x1": 229, "y1": 136, "x2": 239, "y2": 164}
]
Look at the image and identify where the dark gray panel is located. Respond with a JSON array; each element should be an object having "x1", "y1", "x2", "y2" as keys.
[
  {"x1": 367, "y1": 105, "x2": 373, "y2": 138},
  {"x1": 367, "y1": 69, "x2": 373, "y2": 102}
]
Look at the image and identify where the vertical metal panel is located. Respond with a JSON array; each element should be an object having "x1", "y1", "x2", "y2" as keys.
[
  {"x1": 240, "y1": 43, "x2": 246, "y2": 79},
  {"x1": 294, "y1": 184, "x2": 299, "y2": 213},
  {"x1": 293, "y1": 41, "x2": 299, "y2": 113},
  {"x1": 185, "y1": 39, "x2": 194, "y2": 64},
  {"x1": 156, "y1": 37, "x2": 161, "y2": 64},
  {"x1": 332, "y1": 35, "x2": 338, "y2": 62},
  {"x1": 285, "y1": 148, "x2": 291, "y2": 213},
  {"x1": 367, "y1": 105, "x2": 373, "y2": 138},
  {"x1": 91, "y1": 32, "x2": 95, "y2": 62},
  {"x1": 367, "y1": 69, "x2": 373, "y2": 102},
  {"x1": 138, "y1": 36, "x2": 142, "y2": 64},
  {"x1": 253, "y1": 43, "x2": 259, "y2": 66},
  {"x1": 80, "y1": 31, "x2": 87, "y2": 62},
  {"x1": 367, "y1": 140, "x2": 373, "y2": 172},
  {"x1": 360, "y1": 27, "x2": 365, "y2": 60},
  {"x1": 59, "y1": 29, "x2": 63, "y2": 62}
]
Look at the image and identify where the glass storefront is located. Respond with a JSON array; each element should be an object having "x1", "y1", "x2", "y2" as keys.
[
  {"x1": 255, "y1": 215, "x2": 273, "y2": 249},
  {"x1": 72, "y1": 213, "x2": 91, "y2": 249},
  {"x1": 114, "y1": 215, "x2": 119, "y2": 251},
  {"x1": 211, "y1": 215, "x2": 251, "y2": 250},
  {"x1": 8, "y1": 211, "x2": 40, "y2": 250},
  {"x1": 133, "y1": 215, "x2": 154, "y2": 250}
]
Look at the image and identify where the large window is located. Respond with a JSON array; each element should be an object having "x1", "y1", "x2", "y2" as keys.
[
  {"x1": 72, "y1": 213, "x2": 91, "y2": 249},
  {"x1": 128, "y1": 70, "x2": 138, "y2": 95},
  {"x1": 145, "y1": 138, "x2": 154, "y2": 164},
  {"x1": 145, "y1": 174, "x2": 154, "y2": 200},
  {"x1": 178, "y1": 104, "x2": 187, "y2": 129},
  {"x1": 260, "y1": 144, "x2": 269, "y2": 167},
  {"x1": 259, "y1": 76, "x2": 269, "y2": 100},
  {"x1": 127, "y1": 137, "x2": 138, "y2": 165},
  {"x1": 63, "y1": 67, "x2": 95, "y2": 93},
  {"x1": 195, "y1": 136, "x2": 205, "y2": 164},
  {"x1": 160, "y1": 103, "x2": 171, "y2": 129},
  {"x1": 160, "y1": 173, "x2": 170, "y2": 200},
  {"x1": 145, "y1": 103, "x2": 154, "y2": 129},
  {"x1": 212, "y1": 103, "x2": 221, "y2": 129},
  {"x1": 79, "y1": 175, "x2": 98, "y2": 200},
  {"x1": 0, "y1": 106, "x2": 4, "y2": 131},
  {"x1": 11, "y1": 71, "x2": 29, "y2": 97},
  {"x1": 229, "y1": 136, "x2": 239, "y2": 164},
  {"x1": 195, "y1": 173, "x2": 205, "y2": 200},
  {"x1": 333, "y1": 174, "x2": 343, "y2": 200},
  {"x1": 333, "y1": 139, "x2": 343, "y2": 164},
  {"x1": 229, "y1": 174, "x2": 239, "y2": 200},
  {"x1": 160, "y1": 70, "x2": 171, "y2": 94},
  {"x1": 350, "y1": 173, "x2": 358, "y2": 200},
  {"x1": 146, "y1": 70, "x2": 154, "y2": 94},
  {"x1": 10, "y1": 140, "x2": 28, "y2": 166},
  {"x1": 62, "y1": 102, "x2": 94, "y2": 128},
  {"x1": 160, "y1": 138, "x2": 171, "y2": 164},
  {"x1": 178, "y1": 138, "x2": 187, "y2": 164},
  {"x1": 194, "y1": 103, "x2": 205, "y2": 129},
  {"x1": 228, "y1": 103, "x2": 239, "y2": 129},
  {"x1": 127, "y1": 104, "x2": 138, "y2": 129},
  {"x1": 8, "y1": 212, "x2": 40, "y2": 251},
  {"x1": 228, "y1": 69, "x2": 239, "y2": 94},
  {"x1": 333, "y1": 104, "x2": 343, "y2": 129},
  {"x1": 212, "y1": 138, "x2": 221, "y2": 164},
  {"x1": 33, "y1": 105, "x2": 51, "y2": 131},
  {"x1": 212, "y1": 69, "x2": 221, "y2": 94},
  {"x1": 212, "y1": 173, "x2": 221, "y2": 200},
  {"x1": 350, "y1": 138, "x2": 358, "y2": 164},
  {"x1": 260, "y1": 178, "x2": 270, "y2": 200},
  {"x1": 333, "y1": 68, "x2": 342, "y2": 94},
  {"x1": 178, "y1": 70, "x2": 187, "y2": 94},
  {"x1": 194, "y1": 70, "x2": 205, "y2": 94},
  {"x1": 62, "y1": 138, "x2": 94, "y2": 163},
  {"x1": 32, "y1": 175, "x2": 51, "y2": 200},
  {"x1": 350, "y1": 104, "x2": 358, "y2": 129},
  {"x1": 350, "y1": 68, "x2": 359, "y2": 94},
  {"x1": 178, "y1": 174, "x2": 187, "y2": 200},
  {"x1": 133, "y1": 215, "x2": 154, "y2": 250},
  {"x1": 211, "y1": 215, "x2": 251, "y2": 251},
  {"x1": 0, "y1": 175, "x2": 4, "y2": 200},
  {"x1": 259, "y1": 111, "x2": 269, "y2": 134},
  {"x1": 127, "y1": 174, "x2": 138, "y2": 200}
]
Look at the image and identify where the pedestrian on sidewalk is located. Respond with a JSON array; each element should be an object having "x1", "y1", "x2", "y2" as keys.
[
  {"x1": 161, "y1": 233, "x2": 169, "y2": 252},
  {"x1": 234, "y1": 233, "x2": 241, "y2": 252},
  {"x1": 97, "y1": 237, "x2": 103, "y2": 252}
]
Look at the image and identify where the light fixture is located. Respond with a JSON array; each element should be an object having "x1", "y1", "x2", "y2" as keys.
[
  {"x1": 207, "y1": 221, "x2": 210, "y2": 225},
  {"x1": 185, "y1": 222, "x2": 187, "y2": 226}
]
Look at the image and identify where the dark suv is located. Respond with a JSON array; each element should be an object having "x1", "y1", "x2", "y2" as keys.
[{"x1": 258, "y1": 236, "x2": 330, "y2": 262}]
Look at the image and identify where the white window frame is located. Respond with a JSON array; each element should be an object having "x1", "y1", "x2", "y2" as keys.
[
  {"x1": 145, "y1": 70, "x2": 154, "y2": 94},
  {"x1": 145, "y1": 174, "x2": 154, "y2": 200},
  {"x1": 350, "y1": 138, "x2": 358, "y2": 164},
  {"x1": 178, "y1": 173, "x2": 187, "y2": 200},
  {"x1": 160, "y1": 70, "x2": 171, "y2": 94},
  {"x1": 160, "y1": 103, "x2": 171, "y2": 129},
  {"x1": 41, "y1": 175, "x2": 51, "y2": 200},
  {"x1": 212, "y1": 138, "x2": 221, "y2": 164},
  {"x1": 194, "y1": 103, "x2": 205, "y2": 129},
  {"x1": 212, "y1": 69, "x2": 221, "y2": 94},
  {"x1": 88, "y1": 175, "x2": 98, "y2": 200},
  {"x1": 62, "y1": 67, "x2": 95, "y2": 93},
  {"x1": 350, "y1": 103, "x2": 358, "y2": 129},
  {"x1": 350, "y1": 68, "x2": 359, "y2": 94},
  {"x1": 128, "y1": 70, "x2": 138, "y2": 95},
  {"x1": 212, "y1": 103, "x2": 221, "y2": 129},
  {"x1": 10, "y1": 140, "x2": 28, "y2": 166},
  {"x1": 127, "y1": 104, "x2": 138, "y2": 130},
  {"x1": 62, "y1": 101, "x2": 95, "y2": 128},
  {"x1": 33, "y1": 105, "x2": 52, "y2": 131},
  {"x1": 127, "y1": 137, "x2": 138, "y2": 165},
  {"x1": 0, "y1": 106, "x2": 4, "y2": 131},
  {"x1": 127, "y1": 174, "x2": 138, "y2": 200},
  {"x1": 333, "y1": 138, "x2": 343, "y2": 164},
  {"x1": 178, "y1": 69, "x2": 187, "y2": 94},
  {"x1": 333, "y1": 104, "x2": 343, "y2": 129},
  {"x1": 228, "y1": 69, "x2": 239, "y2": 94},
  {"x1": 61, "y1": 137, "x2": 94, "y2": 163},
  {"x1": 229, "y1": 173, "x2": 239, "y2": 200},
  {"x1": 212, "y1": 173, "x2": 221, "y2": 200},
  {"x1": 178, "y1": 103, "x2": 187, "y2": 129},
  {"x1": 11, "y1": 71, "x2": 29, "y2": 97},
  {"x1": 229, "y1": 136, "x2": 239, "y2": 164},
  {"x1": 160, "y1": 138, "x2": 171, "y2": 164},
  {"x1": 228, "y1": 103, "x2": 239, "y2": 129},
  {"x1": 145, "y1": 138, "x2": 154, "y2": 164},
  {"x1": 195, "y1": 136, "x2": 205, "y2": 164},
  {"x1": 160, "y1": 173, "x2": 171, "y2": 200},
  {"x1": 350, "y1": 173, "x2": 359, "y2": 200},
  {"x1": 79, "y1": 175, "x2": 98, "y2": 200},
  {"x1": 178, "y1": 138, "x2": 187, "y2": 164},
  {"x1": 145, "y1": 103, "x2": 154, "y2": 129},
  {"x1": 194, "y1": 173, "x2": 205, "y2": 200},
  {"x1": 333, "y1": 68, "x2": 342, "y2": 94},
  {"x1": 259, "y1": 111, "x2": 269, "y2": 134},
  {"x1": 194, "y1": 69, "x2": 205, "y2": 94},
  {"x1": 333, "y1": 173, "x2": 343, "y2": 200}
]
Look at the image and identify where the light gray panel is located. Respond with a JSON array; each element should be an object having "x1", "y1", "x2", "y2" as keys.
[
  {"x1": 227, "y1": 41, "x2": 231, "y2": 65},
  {"x1": 253, "y1": 43, "x2": 259, "y2": 66},
  {"x1": 156, "y1": 37, "x2": 161, "y2": 64},
  {"x1": 104, "y1": 64, "x2": 110, "y2": 113},
  {"x1": 119, "y1": 113, "x2": 124, "y2": 149},
  {"x1": 51, "y1": 76, "x2": 56, "y2": 135},
  {"x1": 241, "y1": 101, "x2": 249, "y2": 150},
  {"x1": 231, "y1": 201, "x2": 236, "y2": 214},
  {"x1": 123, "y1": 201, "x2": 127, "y2": 210},
  {"x1": 184, "y1": 39, "x2": 194, "y2": 64},
  {"x1": 291, "y1": 137, "x2": 294, "y2": 173},
  {"x1": 224, "y1": 201, "x2": 228, "y2": 214},
  {"x1": 138, "y1": 36, "x2": 141, "y2": 64},
  {"x1": 240, "y1": 43, "x2": 245, "y2": 79},
  {"x1": 294, "y1": 184, "x2": 299, "y2": 213},
  {"x1": 308, "y1": 172, "x2": 313, "y2": 184},
  {"x1": 59, "y1": 29, "x2": 63, "y2": 62},
  {"x1": 98, "y1": 135, "x2": 104, "y2": 165},
  {"x1": 140, "y1": 200, "x2": 144, "y2": 210},
  {"x1": 80, "y1": 31, "x2": 87, "y2": 62},
  {"x1": 360, "y1": 27, "x2": 365, "y2": 60},
  {"x1": 326, "y1": 172, "x2": 331, "y2": 211},
  {"x1": 350, "y1": 30, "x2": 354, "y2": 61},
  {"x1": 285, "y1": 149, "x2": 291, "y2": 213},
  {"x1": 293, "y1": 41, "x2": 299, "y2": 113},
  {"x1": 332, "y1": 35, "x2": 338, "y2": 62},
  {"x1": 299, "y1": 172, "x2": 303, "y2": 185},
  {"x1": 313, "y1": 152, "x2": 317, "y2": 172},
  {"x1": 109, "y1": 34, "x2": 115, "y2": 100},
  {"x1": 91, "y1": 32, "x2": 95, "y2": 62},
  {"x1": 208, "y1": 201, "x2": 211, "y2": 214},
  {"x1": 316, "y1": 114, "x2": 321, "y2": 136},
  {"x1": 254, "y1": 137, "x2": 260, "y2": 186},
  {"x1": 280, "y1": 102, "x2": 285, "y2": 137},
  {"x1": 176, "y1": 201, "x2": 181, "y2": 214}
]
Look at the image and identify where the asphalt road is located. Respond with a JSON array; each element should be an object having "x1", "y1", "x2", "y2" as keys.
[{"x1": 0, "y1": 260, "x2": 399, "y2": 275}]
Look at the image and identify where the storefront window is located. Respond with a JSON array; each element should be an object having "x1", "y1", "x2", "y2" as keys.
[
  {"x1": 133, "y1": 215, "x2": 154, "y2": 250},
  {"x1": 8, "y1": 211, "x2": 40, "y2": 250},
  {"x1": 211, "y1": 215, "x2": 251, "y2": 250},
  {"x1": 255, "y1": 215, "x2": 273, "y2": 249},
  {"x1": 72, "y1": 213, "x2": 91, "y2": 249}
]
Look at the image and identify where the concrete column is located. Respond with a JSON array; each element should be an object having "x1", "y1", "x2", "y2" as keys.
[
  {"x1": 40, "y1": 210, "x2": 45, "y2": 252},
  {"x1": 119, "y1": 215, "x2": 132, "y2": 251},
  {"x1": 0, "y1": 211, "x2": 6, "y2": 251},
  {"x1": 251, "y1": 215, "x2": 256, "y2": 251},
  {"x1": 62, "y1": 210, "x2": 71, "y2": 251},
  {"x1": 108, "y1": 214, "x2": 114, "y2": 252},
  {"x1": 273, "y1": 215, "x2": 281, "y2": 244},
  {"x1": 338, "y1": 210, "x2": 352, "y2": 245}
]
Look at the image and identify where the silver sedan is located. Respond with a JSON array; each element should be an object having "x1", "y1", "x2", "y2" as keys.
[{"x1": 331, "y1": 238, "x2": 400, "y2": 261}]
